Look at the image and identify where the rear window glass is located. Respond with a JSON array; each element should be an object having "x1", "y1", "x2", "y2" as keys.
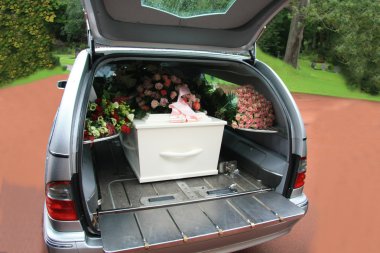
[{"x1": 141, "y1": 0, "x2": 236, "y2": 18}]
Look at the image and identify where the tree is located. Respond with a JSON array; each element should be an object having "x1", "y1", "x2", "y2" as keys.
[
  {"x1": 309, "y1": 0, "x2": 380, "y2": 94},
  {"x1": 284, "y1": 0, "x2": 310, "y2": 68},
  {"x1": 258, "y1": 9, "x2": 291, "y2": 58},
  {"x1": 61, "y1": 0, "x2": 86, "y2": 43},
  {"x1": 0, "y1": 0, "x2": 58, "y2": 85}
]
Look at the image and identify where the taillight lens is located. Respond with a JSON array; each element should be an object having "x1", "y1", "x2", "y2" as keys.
[
  {"x1": 46, "y1": 181, "x2": 78, "y2": 221},
  {"x1": 293, "y1": 157, "x2": 307, "y2": 189},
  {"x1": 294, "y1": 171, "x2": 306, "y2": 189}
]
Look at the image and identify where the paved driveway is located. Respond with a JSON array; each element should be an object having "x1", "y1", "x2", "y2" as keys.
[{"x1": 1, "y1": 76, "x2": 380, "y2": 252}]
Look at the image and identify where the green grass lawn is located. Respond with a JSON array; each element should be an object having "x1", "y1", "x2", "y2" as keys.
[
  {"x1": 3, "y1": 67, "x2": 68, "y2": 88},
  {"x1": 256, "y1": 48, "x2": 380, "y2": 102},
  {"x1": 55, "y1": 53, "x2": 76, "y2": 66}
]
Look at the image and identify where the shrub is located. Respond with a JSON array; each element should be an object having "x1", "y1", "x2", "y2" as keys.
[{"x1": 0, "y1": 0, "x2": 57, "y2": 86}]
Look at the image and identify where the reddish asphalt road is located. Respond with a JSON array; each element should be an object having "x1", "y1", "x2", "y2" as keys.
[{"x1": 1, "y1": 75, "x2": 380, "y2": 253}]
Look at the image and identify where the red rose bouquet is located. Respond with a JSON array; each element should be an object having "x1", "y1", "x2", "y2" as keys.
[{"x1": 84, "y1": 96, "x2": 135, "y2": 142}]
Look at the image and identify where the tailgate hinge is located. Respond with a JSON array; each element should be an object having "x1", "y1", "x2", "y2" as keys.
[
  {"x1": 84, "y1": 10, "x2": 95, "y2": 65},
  {"x1": 248, "y1": 43, "x2": 257, "y2": 62}
]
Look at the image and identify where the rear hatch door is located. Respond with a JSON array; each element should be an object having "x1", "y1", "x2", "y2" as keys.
[{"x1": 82, "y1": 0, "x2": 288, "y2": 52}]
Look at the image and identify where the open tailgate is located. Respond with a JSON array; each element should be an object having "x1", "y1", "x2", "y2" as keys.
[{"x1": 99, "y1": 191, "x2": 304, "y2": 252}]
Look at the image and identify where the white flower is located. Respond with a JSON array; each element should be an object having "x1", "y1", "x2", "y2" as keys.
[
  {"x1": 127, "y1": 114, "x2": 134, "y2": 122},
  {"x1": 113, "y1": 102, "x2": 119, "y2": 109},
  {"x1": 89, "y1": 103, "x2": 97, "y2": 111},
  {"x1": 170, "y1": 91, "x2": 177, "y2": 100},
  {"x1": 160, "y1": 98, "x2": 168, "y2": 106},
  {"x1": 92, "y1": 129, "x2": 100, "y2": 138},
  {"x1": 151, "y1": 100, "x2": 159, "y2": 109},
  {"x1": 155, "y1": 82, "x2": 163, "y2": 90},
  {"x1": 99, "y1": 127, "x2": 108, "y2": 134}
]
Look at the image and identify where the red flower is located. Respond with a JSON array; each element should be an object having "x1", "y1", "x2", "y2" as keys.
[
  {"x1": 95, "y1": 98, "x2": 102, "y2": 104},
  {"x1": 84, "y1": 130, "x2": 89, "y2": 140},
  {"x1": 91, "y1": 114, "x2": 98, "y2": 121},
  {"x1": 160, "y1": 90, "x2": 167, "y2": 96},
  {"x1": 112, "y1": 112, "x2": 120, "y2": 121},
  {"x1": 121, "y1": 125, "x2": 131, "y2": 134},
  {"x1": 193, "y1": 101, "x2": 201, "y2": 111},
  {"x1": 96, "y1": 105, "x2": 103, "y2": 112},
  {"x1": 113, "y1": 96, "x2": 129, "y2": 103},
  {"x1": 106, "y1": 123, "x2": 115, "y2": 135},
  {"x1": 164, "y1": 79, "x2": 171, "y2": 87}
]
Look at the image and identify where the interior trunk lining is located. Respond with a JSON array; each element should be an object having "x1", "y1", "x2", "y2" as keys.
[{"x1": 92, "y1": 138, "x2": 271, "y2": 211}]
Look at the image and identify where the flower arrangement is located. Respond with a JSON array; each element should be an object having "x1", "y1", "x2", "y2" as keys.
[
  {"x1": 134, "y1": 73, "x2": 201, "y2": 117},
  {"x1": 215, "y1": 86, "x2": 275, "y2": 130},
  {"x1": 84, "y1": 96, "x2": 135, "y2": 142}
]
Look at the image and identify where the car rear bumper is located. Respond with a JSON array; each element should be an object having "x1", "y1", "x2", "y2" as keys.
[{"x1": 44, "y1": 198, "x2": 308, "y2": 253}]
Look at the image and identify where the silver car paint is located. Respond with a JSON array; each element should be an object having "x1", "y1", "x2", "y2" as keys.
[{"x1": 254, "y1": 61, "x2": 307, "y2": 157}]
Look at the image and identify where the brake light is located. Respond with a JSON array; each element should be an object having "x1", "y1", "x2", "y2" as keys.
[
  {"x1": 293, "y1": 156, "x2": 307, "y2": 189},
  {"x1": 46, "y1": 181, "x2": 78, "y2": 221},
  {"x1": 294, "y1": 171, "x2": 306, "y2": 189}
]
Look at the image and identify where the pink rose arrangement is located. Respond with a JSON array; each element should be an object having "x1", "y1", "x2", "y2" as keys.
[
  {"x1": 214, "y1": 86, "x2": 275, "y2": 130},
  {"x1": 230, "y1": 86, "x2": 275, "y2": 129},
  {"x1": 84, "y1": 96, "x2": 135, "y2": 142},
  {"x1": 135, "y1": 73, "x2": 201, "y2": 117}
]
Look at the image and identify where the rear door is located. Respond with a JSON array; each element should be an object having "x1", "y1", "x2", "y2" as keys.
[{"x1": 82, "y1": 0, "x2": 289, "y2": 52}]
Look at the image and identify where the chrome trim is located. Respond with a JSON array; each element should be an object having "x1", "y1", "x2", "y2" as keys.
[
  {"x1": 48, "y1": 214, "x2": 83, "y2": 232},
  {"x1": 96, "y1": 188, "x2": 272, "y2": 216},
  {"x1": 83, "y1": 133, "x2": 120, "y2": 144},
  {"x1": 43, "y1": 204, "x2": 85, "y2": 243},
  {"x1": 290, "y1": 186, "x2": 304, "y2": 198},
  {"x1": 290, "y1": 193, "x2": 309, "y2": 212}
]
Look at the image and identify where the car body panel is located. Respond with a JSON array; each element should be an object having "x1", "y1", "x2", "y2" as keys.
[
  {"x1": 49, "y1": 50, "x2": 90, "y2": 157},
  {"x1": 254, "y1": 60, "x2": 307, "y2": 156}
]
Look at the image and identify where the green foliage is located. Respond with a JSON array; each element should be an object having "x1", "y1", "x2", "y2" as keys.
[
  {"x1": 261, "y1": 0, "x2": 380, "y2": 95},
  {"x1": 258, "y1": 9, "x2": 291, "y2": 58},
  {"x1": 257, "y1": 48, "x2": 380, "y2": 102},
  {"x1": 308, "y1": 0, "x2": 380, "y2": 94},
  {"x1": 0, "y1": 0, "x2": 58, "y2": 86},
  {"x1": 61, "y1": 0, "x2": 86, "y2": 43}
]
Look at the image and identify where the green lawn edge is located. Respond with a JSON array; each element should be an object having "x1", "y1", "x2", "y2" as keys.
[
  {"x1": 256, "y1": 48, "x2": 380, "y2": 102},
  {"x1": 1, "y1": 53, "x2": 75, "y2": 89}
]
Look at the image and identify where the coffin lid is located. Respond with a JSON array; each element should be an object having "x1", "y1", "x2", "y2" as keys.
[{"x1": 82, "y1": 0, "x2": 288, "y2": 53}]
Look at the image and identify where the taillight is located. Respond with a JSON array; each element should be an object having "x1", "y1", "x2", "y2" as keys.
[
  {"x1": 293, "y1": 156, "x2": 307, "y2": 189},
  {"x1": 46, "y1": 181, "x2": 78, "y2": 221},
  {"x1": 294, "y1": 171, "x2": 306, "y2": 188}
]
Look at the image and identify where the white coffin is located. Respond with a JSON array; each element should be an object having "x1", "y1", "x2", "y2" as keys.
[{"x1": 120, "y1": 114, "x2": 226, "y2": 183}]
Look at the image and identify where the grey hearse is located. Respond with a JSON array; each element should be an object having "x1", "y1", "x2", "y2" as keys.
[{"x1": 44, "y1": 1, "x2": 308, "y2": 252}]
